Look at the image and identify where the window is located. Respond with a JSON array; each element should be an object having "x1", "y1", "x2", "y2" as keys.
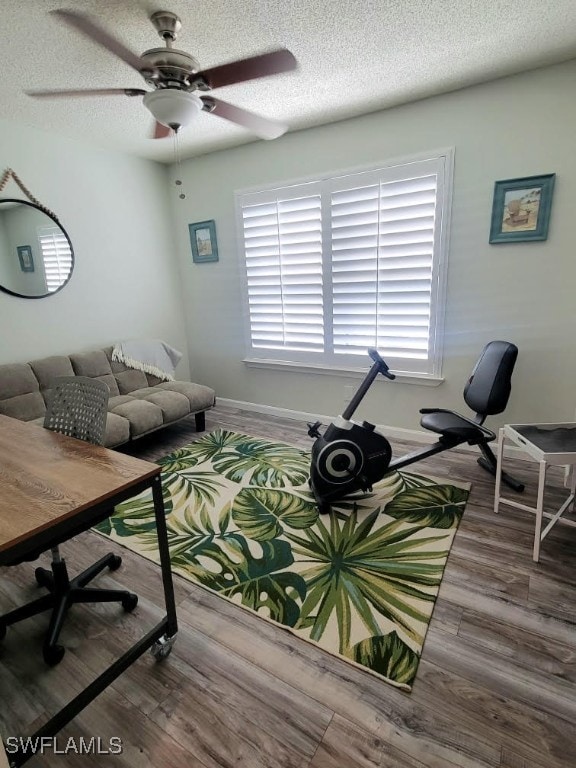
[
  {"x1": 37, "y1": 226, "x2": 73, "y2": 293},
  {"x1": 236, "y1": 150, "x2": 453, "y2": 377}
]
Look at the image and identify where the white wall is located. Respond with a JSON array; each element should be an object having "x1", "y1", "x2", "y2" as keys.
[
  {"x1": 0, "y1": 120, "x2": 190, "y2": 378},
  {"x1": 169, "y1": 59, "x2": 576, "y2": 432}
]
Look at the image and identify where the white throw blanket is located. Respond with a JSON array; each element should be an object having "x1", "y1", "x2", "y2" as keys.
[{"x1": 112, "y1": 339, "x2": 183, "y2": 382}]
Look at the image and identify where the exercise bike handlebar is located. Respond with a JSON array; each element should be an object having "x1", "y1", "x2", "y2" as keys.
[
  {"x1": 368, "y1": 348, "x2": 396, "y2": 380},
  {"x1": 341, "y1": 349, "x2": 396, "y2": 421}
]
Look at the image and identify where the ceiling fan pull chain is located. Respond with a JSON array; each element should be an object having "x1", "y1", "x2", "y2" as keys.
[
  {"x1": 0, "y1": 168, "x2": 60, "y2": 222},
  {"x1": 173, "y1": 133, "x2": 186, "y2": 200}
]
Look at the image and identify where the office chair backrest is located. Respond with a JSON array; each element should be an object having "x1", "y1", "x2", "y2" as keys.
[
  {"x1": 44, "y1": 376, "x2": 109, "y2": 446},
  {"x1": 463, "y1": 340, "x2": 518, "y2": 418}
]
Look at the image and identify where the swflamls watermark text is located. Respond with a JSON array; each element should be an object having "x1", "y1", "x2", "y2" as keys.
[{"x1": 5, "y1": 736, "x2": 123, "y2": 756}]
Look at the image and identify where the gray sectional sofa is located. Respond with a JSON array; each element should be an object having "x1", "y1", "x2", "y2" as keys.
[{"x1": 0, "y1": 345, "x2": 216, "y2": 448}]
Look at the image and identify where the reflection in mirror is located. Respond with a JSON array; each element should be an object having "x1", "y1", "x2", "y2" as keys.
[{"x1": 0, "y1": 199, "x2": 74, "y2": 298}]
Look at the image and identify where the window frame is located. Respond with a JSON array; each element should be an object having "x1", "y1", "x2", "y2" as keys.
[{"x1": 235, "y1": 148, "x2": 454, "y2": 380}]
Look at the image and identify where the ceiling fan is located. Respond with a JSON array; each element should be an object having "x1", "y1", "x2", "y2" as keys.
[{"x1": 27, "y1": 9, "x2": 297, "y2": 140}]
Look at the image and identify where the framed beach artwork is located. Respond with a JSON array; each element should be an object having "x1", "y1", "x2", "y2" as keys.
[
  {"x1": 17, "y1": 245, "x2": 34, "y2": 272},
  {"x1": 189, "y1": 220, "x2": 219, "y2": 263},
  {"x1": 489, "y1": 174, "x2": 555, "y2": 244}
]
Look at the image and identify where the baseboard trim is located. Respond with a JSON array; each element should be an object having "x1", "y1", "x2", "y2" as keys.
[{"x1": 217, "y1": 397, "x2": 528, "y2": 460}]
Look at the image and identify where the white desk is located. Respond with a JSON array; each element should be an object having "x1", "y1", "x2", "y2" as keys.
[{"x1": 494, "y1": 422, "x2": 576, "y2": 562}]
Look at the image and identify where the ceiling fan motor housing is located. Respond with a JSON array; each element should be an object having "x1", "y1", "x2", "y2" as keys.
[{"x1": 141, "y1": 47, "x2": 200, "y2": 87}]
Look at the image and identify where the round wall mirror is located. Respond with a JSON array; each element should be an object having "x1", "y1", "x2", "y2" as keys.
[{"x1": 0, "y1": 198, "x2": 74, "y2": 299}]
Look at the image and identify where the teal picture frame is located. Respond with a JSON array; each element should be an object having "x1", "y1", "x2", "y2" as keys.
[
  {"x1": 17, "y1": 245, "x2": 34, "y2": 272},
  {"x1": 189, "y1": 219, "x2": 219, "y2": 263},
  {"x1": 489, "y1": 173, "x2": 555, "y2": 244}
]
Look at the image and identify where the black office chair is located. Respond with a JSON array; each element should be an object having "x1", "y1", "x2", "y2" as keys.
[
  {"x1": 0, "y1": 377, "x2": 138, "y2": 666},
  {"x1": 419, "y1": 340, "x2": 524, "y2": 491}
]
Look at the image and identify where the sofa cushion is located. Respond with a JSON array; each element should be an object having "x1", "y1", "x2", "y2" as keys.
[
  {"x1": 0, "y1": 363, "x2": 45, "y2": 421},
  {"x1": 103, "y1": 346, "x2": 129, "y2": 374},
  {"x1": 140, "y1": 391, "x2": 190, "y2": 422},
  {"x1": 109, "y1": 394, "x2": 136, "y2": 409},
  {"x1": 155, "y1": 381, "x2": 215, "y2": 411},
  {"x1": 95, "y1": 373, "x2": 120, "y2": 397},
  {"x1": 109, "y1": 399, "x2": 164, "y2": 437},
  {"x1": 115, "y1": 369, "x2": 149, "y2": 395},
  {"x1": 70, "y1": 350, "x2": 113, "y2": 378},
  {"x1": 104, "y1": 412, "x2": 131, "y2": 448},
  {"x1": 29, "y1": 355, "x2": 77, "y2": 407},
  {"x1": 0, "y1": 363, "x2": 40, "y2": 399},
  {"x1": 0, "y1": 392, "x2": 46, "y2": 421},
  {"x1": 29, "y1": 356, "x2": 75, "y2": 391}
]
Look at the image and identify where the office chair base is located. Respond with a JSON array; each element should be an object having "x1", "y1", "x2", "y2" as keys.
[{"x1": 0, "y1": 553, "x2": 138, "y2": 666}]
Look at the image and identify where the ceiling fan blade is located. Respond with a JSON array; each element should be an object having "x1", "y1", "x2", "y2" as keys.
[
  {"x1": 196, "y1": 49, "x2": 297, "y2": 90},
  {"x1": 201, "y1": 96, "x2": 288, "y2": 140},
  {"x1": 153, "y1": 121, "x2": 173, "y2": 139},
  {"x1": 50, "y1": 9, "x2": 152, "y2": 75},
  {"x1": 26, "y1": 87, "x2": 146, "y2": 99}
]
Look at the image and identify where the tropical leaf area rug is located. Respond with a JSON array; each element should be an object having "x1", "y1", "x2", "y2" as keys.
[{"x1": 96, "y1": 429, "x2": 470, "y2": 691}]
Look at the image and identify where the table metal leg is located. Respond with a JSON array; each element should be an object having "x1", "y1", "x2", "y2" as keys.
[
  {"x1": 151, "y1": 474, "x2": 178, "y2": 638},
  {"x1": 533, "y1": 460, "x2": 547, "y2": 562},
  {"x1": 494, "y1": 428, "x2": 505, "y2": 514}
]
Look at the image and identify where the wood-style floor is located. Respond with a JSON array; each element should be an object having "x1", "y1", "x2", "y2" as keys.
[{"x1": 1, "y1": 404, "x2": 575, "y2": 768}]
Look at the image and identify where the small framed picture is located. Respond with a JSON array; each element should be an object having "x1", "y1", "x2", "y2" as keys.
[
  {"x1": 17, "y1": 245, "x2": 34, "y2": 272},
  {"x1": 489, "y1": 174, "x2": 555, "y2": 244},
  {"x1": 188, "y1": 220, "x2": 219, "y2": 263}
]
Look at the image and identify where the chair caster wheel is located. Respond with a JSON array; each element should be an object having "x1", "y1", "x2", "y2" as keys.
[
  {"x1": 318, "y1": 502, "x2": 331, "y2": 514},
  {"x1": 122, "y1": 594, "x2": 138, "y2": 612},
  {"x1": 0, "y1": 623, "x2": 6, "y2": 641},
  {"x1": 108, "y1": 555, "x2": 122, "y2": 571},
  {"x1": 35, "y1": 567, "x2": 52, "y2": 588},
  {"x1": 44, "y1": 644, "x2": 65, "y2": 666},
  {"x1": 150, "y1": 634, "x2": 176, "y2": 661}
]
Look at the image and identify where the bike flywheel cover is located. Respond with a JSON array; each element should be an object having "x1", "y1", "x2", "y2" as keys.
[{"x1": 315, "y1": 439, "x2": 364, "y2": 484}]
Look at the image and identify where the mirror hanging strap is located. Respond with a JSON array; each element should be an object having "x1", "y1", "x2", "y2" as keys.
[{"x1": 0, "y1": 168, "x2": 59, "y2": 222}]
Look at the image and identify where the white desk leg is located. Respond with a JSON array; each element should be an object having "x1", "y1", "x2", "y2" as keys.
[
  {"x1": 494, "y1": 428, "x2": 505, "y2": 514},
  {"x1": 533, "y1": 460, "x2": 547, "y2": 563}
]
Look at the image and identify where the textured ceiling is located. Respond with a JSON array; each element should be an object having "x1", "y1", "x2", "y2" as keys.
[{"x1": 2, "y1": 0, "x2": 576, "y2": 164}]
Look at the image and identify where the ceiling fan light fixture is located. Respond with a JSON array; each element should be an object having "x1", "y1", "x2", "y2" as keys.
[{"x1": 143, "y1": 89, "x2": 203, "y2": 129}]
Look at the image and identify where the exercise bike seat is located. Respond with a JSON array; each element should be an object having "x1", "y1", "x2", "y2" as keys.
[
  {"x1": 419, "y1": 409, "x2": 494, "y2": 445},
  {"x1": 419, "y1": 340, "x2": 517, "y2": 447}
]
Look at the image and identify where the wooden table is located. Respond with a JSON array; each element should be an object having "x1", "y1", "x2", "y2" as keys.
[{"x1": 0, "y1": 415, "x2": 178, "y2": 766}]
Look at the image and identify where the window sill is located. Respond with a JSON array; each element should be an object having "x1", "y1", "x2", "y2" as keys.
[{"x1": 243, "y1": 358, "x2": 444, "y2": 386}]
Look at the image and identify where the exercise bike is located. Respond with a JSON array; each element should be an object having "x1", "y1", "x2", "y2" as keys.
[{"x1": 307, "y1": 342, "x2": 524, "y2": 514}]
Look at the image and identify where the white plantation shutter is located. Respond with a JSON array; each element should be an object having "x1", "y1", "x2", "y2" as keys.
[
  {"x1": 38, "y1": 226, "x2": 73, "y2": 293},
  {"x1": 241, "y1": 186, "x2": 324, "y2": 354},
  {"x1": 331, "y1": 170, "x2": 437, "y2": 360},
  {"x1": 237, "y1": 152, "x2": 451, "y2": 375}
]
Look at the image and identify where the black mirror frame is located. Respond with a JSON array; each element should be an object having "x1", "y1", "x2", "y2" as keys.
[{"x1": 0, "y1": 198, "x2": 75, "y2": 299}]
